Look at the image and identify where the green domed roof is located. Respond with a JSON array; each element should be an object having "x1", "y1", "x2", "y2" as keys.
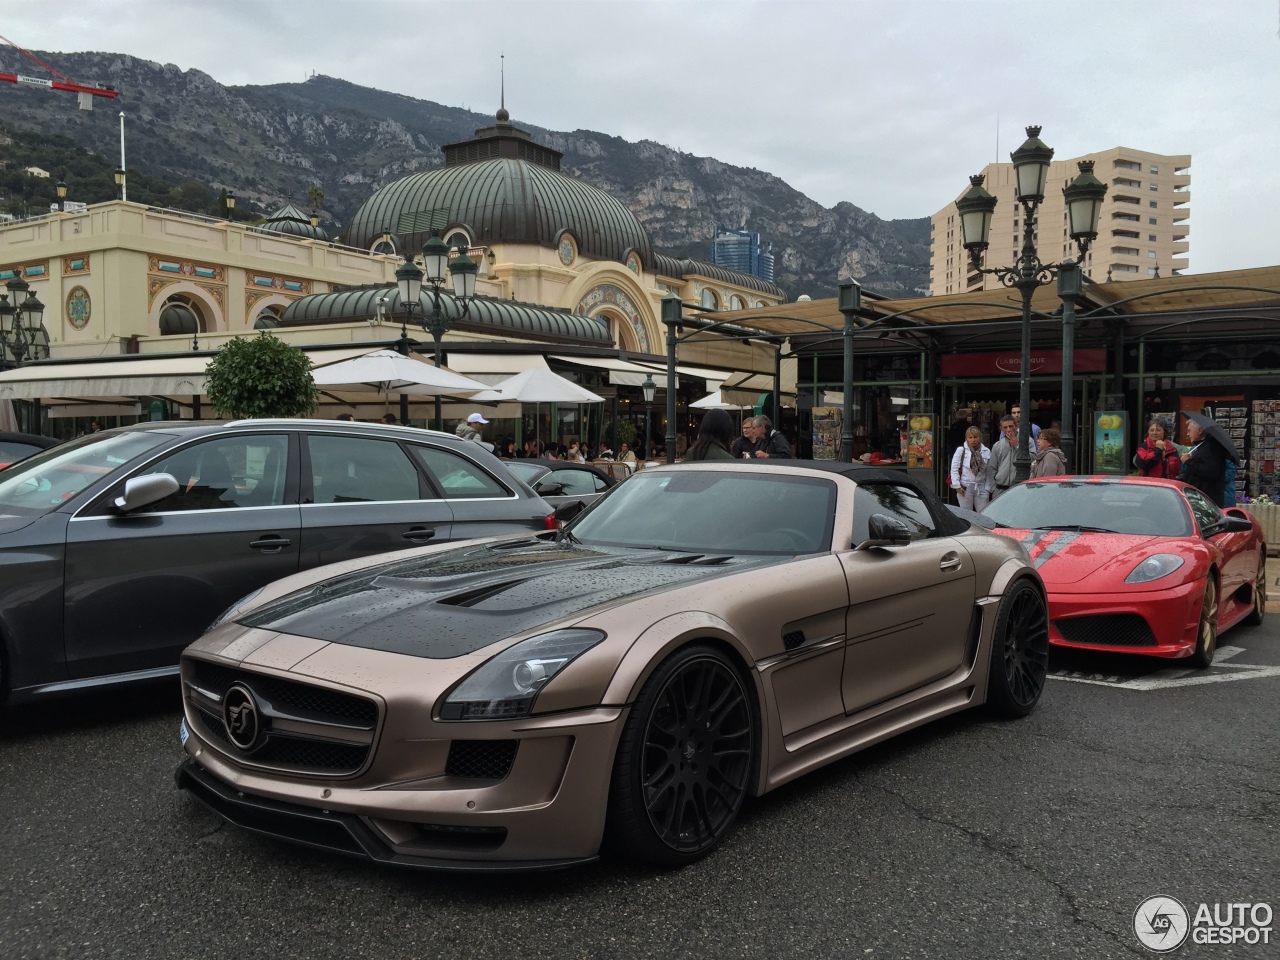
[{"x1": 346, "y1": 157, "x2": 653, "y2": 267}]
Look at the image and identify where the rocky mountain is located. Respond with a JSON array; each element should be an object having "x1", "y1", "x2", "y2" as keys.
[{"x1": 0, "y1": 49, "x2": 930, "y2": 299}]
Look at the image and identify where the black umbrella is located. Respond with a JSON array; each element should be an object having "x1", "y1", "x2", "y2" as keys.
[{"x1": 1181, "y1": 410, "x2": 1241, "y2": 463}]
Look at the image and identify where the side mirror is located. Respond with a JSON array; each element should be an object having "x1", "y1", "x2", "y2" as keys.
[
  {"x1": 855, "y1": 513, "x2": 913, "y2": 550},
  {"x1": 114, "y1": 473, "x2": 179, "y2": 513},
  {"x1": 554, "y1": 500, "x2": 585, "y2": 524},
  {"x1": 1204, "y1": 514, "x2": 1253, "y2": 537},
  {"x1": 537, "y1": 481, "x2": 565, "y2": 497}
]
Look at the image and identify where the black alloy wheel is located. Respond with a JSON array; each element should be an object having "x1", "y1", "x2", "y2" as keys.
[
  {"x1": 605, "y1": 645, "x2": 756, "y2": 866},
  {"x1": 986, "y1": 579, "x2": 1050, "y2": 717}
]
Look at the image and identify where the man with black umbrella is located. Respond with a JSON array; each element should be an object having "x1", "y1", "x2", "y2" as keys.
[{"x1": 1180, "y1": 411, "x2": 1238, "y2": 507}]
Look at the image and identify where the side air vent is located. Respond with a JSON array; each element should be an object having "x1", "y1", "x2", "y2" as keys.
[
  {"x1": 783, "y1": 630, "x2": 806, "y2": 651},
  {"x1": 437, "y1": 579, "x2": 531, "y2": 607}
]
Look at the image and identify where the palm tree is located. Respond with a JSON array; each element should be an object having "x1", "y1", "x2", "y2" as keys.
[{"x1": 306, "y1": 185, "x2": 324, "y2": 215}]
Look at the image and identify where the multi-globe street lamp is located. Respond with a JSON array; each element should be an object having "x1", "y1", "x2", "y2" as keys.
[
  {"x1": 0, "y1": 277, "x2": 51, "y2": 368},
  {"x1": 956, "y1": 126, "x2": 1107, "y2": 479},
  {"x1": 395, "y1": 230, "x2": 478, "y2": 428},
  {"x1": 641, "y1": 375, "x2": 656, "y2": 461}
]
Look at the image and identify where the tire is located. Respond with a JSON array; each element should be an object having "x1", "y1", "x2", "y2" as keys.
[
  {"x1": 1189, "y1": 576, "x2": 1219, "y2": 668},
  {"x1": 985, "y1": 578, "x2": 1050, "y2": 718},
  {"x1": 604, "y1": 644, "x2": 756, "y2": 867},
  {"x1": 1245, "y1": 552, "x2": 1266, "y2": 627}
]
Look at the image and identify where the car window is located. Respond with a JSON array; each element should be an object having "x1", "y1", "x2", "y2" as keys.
[
  {"x1": 0, "y1": 431, "x2": 171, "y2": 517},
  {"x1": 504, "y1": 461, "x2": 545, "y2": 485},
  {"x1": 984, "y1": 480, "x2": 1195, "y2": 537},
  {"x1": 1183, "y1": 487, "x2": 1222, "y2": 532},
  {"x1": 0, "y1": 440, "x2": 41, "y2": 462},
  {"x1": 541, "y1": 469, "x2": 600, "y2": 496},
  {"x1": 853, "y1": 483, "x2": 936, "y2": 544},
  {"x1": 307, "y1": 435, "x2": 421, "y2": 504},
  {"x1": 141, "y1": 435, "x2": 290, "y2": 511},
  {"x1": 410, "y1": 445, "x2": 509, "y2": 499}
]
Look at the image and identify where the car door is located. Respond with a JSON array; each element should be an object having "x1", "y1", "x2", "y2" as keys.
[
  {"x1": 299, "y1": 432, "x2": 453, "y2": 567},
  {"x1": 407, "y1": 443, "x2": 548, "y2": 539},
  {"x1": 63, "y1": 432, "x2": 300, "y2": 679},
  {"x1": 837, "y1": 481, "x2": 977, "y2": 715},
  {"x1": 1184, "y1": 486, "x2": 1250, "y2": 605}
]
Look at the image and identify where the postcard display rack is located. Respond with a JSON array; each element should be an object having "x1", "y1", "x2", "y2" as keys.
[{"x1": 1247, "y1": 401, "x2": 1280, "y2": 500}]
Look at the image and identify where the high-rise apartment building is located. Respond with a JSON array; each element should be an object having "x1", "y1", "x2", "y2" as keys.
[
  {"x1": 929, "y1": 147, "x2": 1190, "y2": 296},
  {"x1": 711, "y1": 225, "x2": 775, "y2": 282}
]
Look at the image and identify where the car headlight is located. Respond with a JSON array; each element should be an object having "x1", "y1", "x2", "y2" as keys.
[
  {"x1": 1124, "y1": 554, "x2": 1185, "y2": 584},
  {"x1": 440, "y1": 628, "x2": 606, "y2": 720},
  {"x1": 208, "y1": 587, "x2": 266, "y2": 631}
]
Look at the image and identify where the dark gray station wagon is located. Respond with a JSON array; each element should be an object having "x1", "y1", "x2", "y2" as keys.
[{"x1": 0, "y1": 420, "x2": 554, "y2": 705}]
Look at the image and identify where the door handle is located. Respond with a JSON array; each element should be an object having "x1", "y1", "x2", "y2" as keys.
[
  {"x1": 402, "y1": 526, "x2": 436, "y2": 542},
  {"x1": 250, "y1": 535, "x2": 292, "y2": 552},
  {"x1": 940, "y1": 553, "x2": 963, "y2": 572}
]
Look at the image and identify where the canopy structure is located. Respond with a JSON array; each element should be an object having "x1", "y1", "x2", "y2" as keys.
[
  {"x1": 470, "y1": 368, "x2": 604, "y2": 404},
  {"x1": 690, "y1": 389, "x2": 751, "y2": 411},
  {"x1": 311, "y1": 350, "x2": 489, "y2": 396}
]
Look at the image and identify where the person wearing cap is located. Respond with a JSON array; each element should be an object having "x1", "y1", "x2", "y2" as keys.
[{"x1": 456, "y1": 412, "x2": 488, "y2": 443}]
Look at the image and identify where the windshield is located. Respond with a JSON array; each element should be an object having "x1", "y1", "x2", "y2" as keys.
[
  {"x1": 0, "y1": 431, "x2": 173, "y2": 518},
  {"x1": 984, "y1": 481, "x2": 1194, "y2": 538},
  {"x1": 569, "y1": 469, "x2": 836, "y2": 554}
]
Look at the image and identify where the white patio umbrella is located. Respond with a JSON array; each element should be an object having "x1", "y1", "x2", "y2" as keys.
[
  {"x1": 469, "y1": 368, "x2": 603, "y2": 453},
  {"x1": 311, "y1": 350, "x2": 489, "y2": 396},
  {"x1": 691, "y1": 388, "x2": 751, "y2": 411}
]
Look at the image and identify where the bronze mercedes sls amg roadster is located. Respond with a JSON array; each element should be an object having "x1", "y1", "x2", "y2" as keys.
[{"x1": 176, "y1": 462, "x2": 1047, "y2": 871}]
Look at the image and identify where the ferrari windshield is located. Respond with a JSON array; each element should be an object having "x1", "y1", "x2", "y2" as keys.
[
  {"x1": 568, "y1": 469, "x2": 836, "y2": 554},
  {"x1": 0, "y1": 431, "x2": 172, "y2": 518},
  {"x1": 984, "y1": 481, "x2": 1195, "y2": 538}
]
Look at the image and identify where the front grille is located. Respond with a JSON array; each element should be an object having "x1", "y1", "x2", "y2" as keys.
[
  {"x1": 1054, "y1": 613, "x2": 1157, "y2": 647},
  {"x1": 445, "y1": 740, "x2": 518, "y2": 780},
  {"x1": 185, "y1": 658, "x2": 379, "y2": 777}
]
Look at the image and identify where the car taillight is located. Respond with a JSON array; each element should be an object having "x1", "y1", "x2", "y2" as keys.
[{"x1": 544, "y1": 512, "x2": 560, "y2": 530}]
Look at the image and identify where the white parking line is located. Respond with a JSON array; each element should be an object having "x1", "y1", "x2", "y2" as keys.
[{"x1": 1047, "y1": 645, "x2": 1280, "y2": 691}]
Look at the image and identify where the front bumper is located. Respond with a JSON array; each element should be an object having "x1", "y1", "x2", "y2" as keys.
[
  {"x1": 1047, "y1": 578, "x2": 1204, "y2": 658},
  {"x1": 176, "y1": 759, "x2": 597, "y2": 872}
]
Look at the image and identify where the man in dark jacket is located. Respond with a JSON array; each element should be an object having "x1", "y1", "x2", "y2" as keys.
[
  {"x1": 750, "y1": 415, "x2": 793, "y2": 459},
  {"x1": 1180, "y1": 419, "x2": 1228, "y2": 506},
  {"x1": 730, "y1": 419, "x2": 755, "y2": 459}
]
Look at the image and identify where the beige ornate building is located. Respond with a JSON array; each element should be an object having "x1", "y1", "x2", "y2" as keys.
[{"x1": 930, "y1": 146, "x2": 1191, "y2": 295}]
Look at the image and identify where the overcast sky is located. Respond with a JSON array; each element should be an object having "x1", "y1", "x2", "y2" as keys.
[{"x1": 5, "y1": 0, "x2": 1279, "y2": 274}]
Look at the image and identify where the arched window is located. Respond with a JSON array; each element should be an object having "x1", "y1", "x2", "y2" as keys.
[
  {"x1": 729, "y1": 295, "x2": 745, "y2": 311},
  {"x1": 253, "y1": 305, "x2": 282, "y2": 329},
  {"x1": 445, "y1": 230, "x2": 471, "y2": 251},
  {"x1": 370, "y1": 234, "x2": 397, "y2": 256},
  {"x1": 158, "y1": 296, "x2": 206, "y2": 336},
  {"x1": 700, "y1": 288, "x2": 718, "y2": 311}
]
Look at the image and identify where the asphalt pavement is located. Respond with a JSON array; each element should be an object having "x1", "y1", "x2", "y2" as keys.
[{"x1": 2, "y1": 615, "x2": 1277, "y2": 960}]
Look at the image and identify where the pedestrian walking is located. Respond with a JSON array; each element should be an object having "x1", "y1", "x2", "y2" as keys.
[
  {"x1": 988, "y1": 415, "x2": 1020, "y2": 499},
  {"x1": 455, "y1": 412, "x2": 487, "y2": 443},
  {"x1": 684, "y1": 409, "x2": 736, "y2": 461},
  {"x1": 1030, "y1": 427, "x2": 1068, "y2": 478},
  {"x1": 950, "y1": 426, "x2": 992, "y2": 510},
  {"x1": 1134, "y1": 419, "x2": 1181, "y2": 479}
]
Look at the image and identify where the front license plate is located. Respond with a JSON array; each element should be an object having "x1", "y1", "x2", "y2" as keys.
[{"x1": 179, "y1": 717, "x2": 189, "y2": 747}]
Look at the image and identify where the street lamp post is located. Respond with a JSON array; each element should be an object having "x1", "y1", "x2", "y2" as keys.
[
  {"x1": 837, "y1": 280, "x2": 862, "y2": 462},
  {"x1": 224, "y1": 191, "x2": 236, "y2": 221},
  {"x1": 56, "y1": 181, "x2": 67, "y2": 213},
  {"x1": 114, "y1": 168, "x2": 126, "y2": 201},
  {"x1": 641, "y1": 375, "x2": 656, "y2": 461},
  {"x1": 661, "y1": 292, "x2": 682, "y2": 464},
  {"x1": 956, "y1": 127, "x2": 1106, "y2": 482},
  {"x1": 396, "y1": 230, "x2": 478, "y2": 429},
  {"x1": 0, "y1": 277, "x2": 50, "y2": 368}
]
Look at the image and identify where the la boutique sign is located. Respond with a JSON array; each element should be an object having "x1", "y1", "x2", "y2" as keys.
[{"x1": 994, "y1": 353, "x2": 1048, "y2": 374}]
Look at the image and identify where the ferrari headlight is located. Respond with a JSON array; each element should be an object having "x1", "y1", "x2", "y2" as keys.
[
  {"x1": 440, "y1": 628, "x2": 606, "y2": 720},
  {"x1": 208, "y1": 587, "x2": 266, "y2": 631},
  {"x1": 1124, "y1": 554, "x2": 1184, "y2": 584}
]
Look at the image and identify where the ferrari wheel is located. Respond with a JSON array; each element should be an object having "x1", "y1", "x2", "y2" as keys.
[
  {"x1": 605, "y1": 644, "x2": 756, "y2": 866},
  {"x1": 985, "y1": 579, "x2": 1049, "y2": 718},
  {"x1": 1245, "y1": 552, "x2": 1266, "y2": 627},
  {"x1": 1189, "y1": 577, "x2": 1219, "y2": 668}
]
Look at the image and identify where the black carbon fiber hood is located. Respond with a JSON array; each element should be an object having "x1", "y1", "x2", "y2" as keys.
[{"x1": 239, "y1": 537, "x2": 777, "y2": 659}]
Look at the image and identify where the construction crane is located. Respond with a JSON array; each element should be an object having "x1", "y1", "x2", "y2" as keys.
[{"x1": 0, "y1": 34, "x2": 118, "y2": 110}]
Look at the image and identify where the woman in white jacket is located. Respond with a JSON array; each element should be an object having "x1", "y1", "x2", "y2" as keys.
[{"x1": 950, "y1": 426, "x2": 992, "y2": 511}]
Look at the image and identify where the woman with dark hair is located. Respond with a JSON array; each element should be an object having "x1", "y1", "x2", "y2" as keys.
[
  {"x1": 1134, "y1": 419, "x2": 1180, "y2": 478},
  {"x1": 684, "y1": 409, "x2": 736, "y2": 461},
  {"x1": 1031, "y1": 427, "x2": 1068, "y2": 478}
]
